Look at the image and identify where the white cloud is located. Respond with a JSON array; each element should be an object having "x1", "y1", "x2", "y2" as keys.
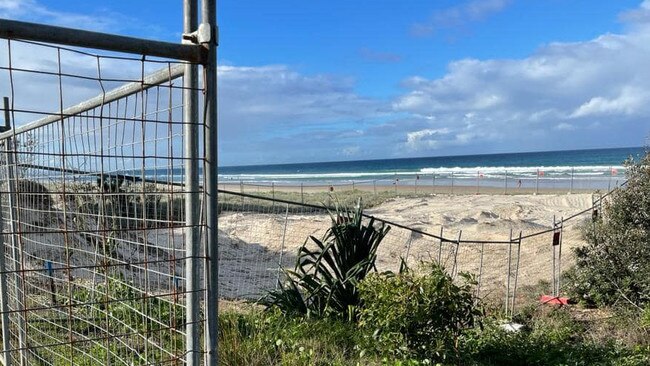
[
  {"x1": 0, "y1": 0, "x2": 117, "y2": 31},
  {"x1": 570, "y1": 87, "x2": 648, "y2": 118},
  {"x1": 619, "y1": 0, "x2": 650, "y2": 24},
  {"x1": 393, "y1": 12, "x2": 650, "y2": 154},
  {"x1": 405, "y1": 128, "x2": 450, "y2": 150},
  {"x1": 218, "y1": 64, "x2": 382, "y2": 134}
]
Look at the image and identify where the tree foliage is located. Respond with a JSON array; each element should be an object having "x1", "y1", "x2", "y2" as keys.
[{"x1": 568, "y1": 150, "x2": 650, "y2": 308}]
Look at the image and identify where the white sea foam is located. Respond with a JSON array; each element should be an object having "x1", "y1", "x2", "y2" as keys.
[{"x1": 219, "y1": 165, "x2": 625, "y2": 182}]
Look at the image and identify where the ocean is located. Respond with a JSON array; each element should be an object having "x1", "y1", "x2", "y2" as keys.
[{"x1": 219, "y1": 147, "x2": 646, "y2": 190}]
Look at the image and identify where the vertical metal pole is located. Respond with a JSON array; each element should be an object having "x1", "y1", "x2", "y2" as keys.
[
  {"x1": 476, "y1": 171, "x2": 480, "y2": 194},
  {"x1": 373, "y1": 180, "x2": 376, "y2": 196},
  {"x1": 414, "y1": 176, "x2": 417, "y2": 194},
  {"x1": 183, "y1": 1, "x2": 200, "y2": 365},
  {"x1": 276, "y1": 204, "x2": 289, "y2": 288},
  {"x1": 555, "y1": 217, "x2": 564, "y2": 296},
  {"x1": 271, "y1": 182, "x2": 275, "y2": 209},
  {"x1": 504, "y1": 170, "x2": 507, "y2": 195},
  {"x1": 0, "y1": 197, "x2": 11, "y2": 366},
  {"x1": 476, "y1": 242, "x2": 484, "y2": 299},
  {"x1": 202, "y1": 0, "x2": 219, "y2": 364},
  {"x1": 5, "y1": 137, "x2": 25, "y2": 366},
  {"x1": 352, "y1": 181, "x2": 355, "y2": 191},
  {"x1": 570, "y1": 167, "x2": 574, "y2": 194},
  {"x1": 300, "y1": 183, "x2": 304, "y2": 204},
  {"x1": 552, "y1": 215, "x2": 556, "y2": 296},
  {"x1": 452, "y1": 230, "x2": 462, "y2": 277},
  {"x1": 437, "y1": 226, "x2": 444, "y2": 265},
  {"x1": 535, "y1": 169, "x2": 539, "y2": 195},
  {"x1": 0, "y1": 99, "x2": 13, "y2": 366},
  {"x1": 505, "y1": 229, "x2": 513, "y2": 318},
  {"x1": 511, "y1": 232, "x2": 522, "y2": 315}
]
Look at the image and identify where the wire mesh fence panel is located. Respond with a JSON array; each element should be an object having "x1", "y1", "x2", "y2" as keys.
[
  {"x1": 217, "y1": 192, "x2": 331, "y2": 300},
  {"x1": 0, "y1": 39, "x2": 202, "y2": 365}
]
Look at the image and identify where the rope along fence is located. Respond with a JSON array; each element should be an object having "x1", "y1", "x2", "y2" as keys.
[{"x1": 0, "y1": 37, "x2": 208, "y2": 365}]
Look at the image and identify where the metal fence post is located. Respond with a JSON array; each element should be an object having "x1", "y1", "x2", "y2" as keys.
[
  {"x1": 437, "y1": 226, "x2": 444, "y2": 265},
  {"x1": 476, "y1": 242, "x2": 484, "y2": 299},
  {"x1": 4, "y1": 137, "x2": 26, "y2": 365},
  {"x1": 452, "y1": 230, "x2": 462, "y2": 277},
  {"x1": 570, "y1": 167, "x2": 574, "y2": 194},
  {"x1": 505, "y1": 229, "x2": 513, "y2": 318},
  {"x1": 504, "y1": 170, "x2": 508, "y2": 195},
  {"x1": 0, "y1": 99, "x2": 13, "y2": 366},
  {"x1": 511, "y1": 232, "x2": 522, "y2": 315},
  {"x1": 535, "y1": 168, "x2": 539, "y2": 195},
  {"x1": 300, "y1": 183, "x2": 304, "y2": 204},
  {"x1": 276, "y1": 204, "x2": 289, "y2": 288},
  {"x1": 0, "y1": 217, "x2": 10, "y2": 366},
  {"x1": 201, "y1": 0, "x2": 219, "y2": 364},
  {"x1": 183, "y1": 0, "x2": 201, "y2": 364},
  {"x1": 0, "y1": 145, "x2": 12, "y2": 366}
]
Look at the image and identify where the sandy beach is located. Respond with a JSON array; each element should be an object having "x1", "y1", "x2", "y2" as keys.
[{"x1": 217, "y1": 189, "x2": 594, "y2": 301}]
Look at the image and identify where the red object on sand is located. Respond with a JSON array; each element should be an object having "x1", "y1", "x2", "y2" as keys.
[{"x1": 540, "y1": 295, "x2": 571, "y2": 305}]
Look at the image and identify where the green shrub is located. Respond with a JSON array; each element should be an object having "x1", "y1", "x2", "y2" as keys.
[
  {"x1": 262, "y1": 203, "x2": 390, "y2": 319},
  {"x1": 219, "y1": 310, "x2": 370, "y2": 366},
  {"x1": 357, "y1": 262, "x2": 481, "y2": 363},
  {"x1": 569, "y1": 150, "x2": 650, "y2": 308}
]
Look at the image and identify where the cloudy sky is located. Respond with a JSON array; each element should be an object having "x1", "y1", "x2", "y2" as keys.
[{"x1": 2, "y1": 0, "x2": 650, "y2": 166}]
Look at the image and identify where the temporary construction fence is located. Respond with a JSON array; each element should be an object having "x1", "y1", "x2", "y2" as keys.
[
  {"x1": 216, "y1": 186, "x2": 621, "y2": 318},
  {"x1": 0, "y1": 1, "x2": 218, "y2": 365}
]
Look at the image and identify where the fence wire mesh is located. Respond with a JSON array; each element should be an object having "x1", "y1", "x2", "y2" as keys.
[
  {"x1": 215, "y1": 188, "x2": 613, "y2": 317},
  {"x1": 0, "y1": 39, "x2": 203, "y2": 365}
]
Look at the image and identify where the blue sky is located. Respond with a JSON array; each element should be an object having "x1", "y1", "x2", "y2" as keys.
[{"x1": 1, "y1": 0, "x2": 650, "y2": 166}]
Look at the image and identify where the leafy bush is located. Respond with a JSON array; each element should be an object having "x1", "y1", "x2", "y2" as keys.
[
  {"x1": 568, "y1": 150, "x2": 650, "y2": 308},
  {"x1": 262, "y1": 203, "x2": 390, "y2": 319},
  {"x1": 219, "y1": 310, "x2": 368, "y2": 366},
  {"x1": 357, "y1": 262, "x2": 481, "y2": 362}
]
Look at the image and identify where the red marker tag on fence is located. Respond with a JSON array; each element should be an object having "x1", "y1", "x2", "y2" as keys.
[
  {"x1": 611, "y1": 168, "x2": 618, "y2": 176},
  {"x1": 538, "y1": 170, "x2": 545, "y2": 176}
]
